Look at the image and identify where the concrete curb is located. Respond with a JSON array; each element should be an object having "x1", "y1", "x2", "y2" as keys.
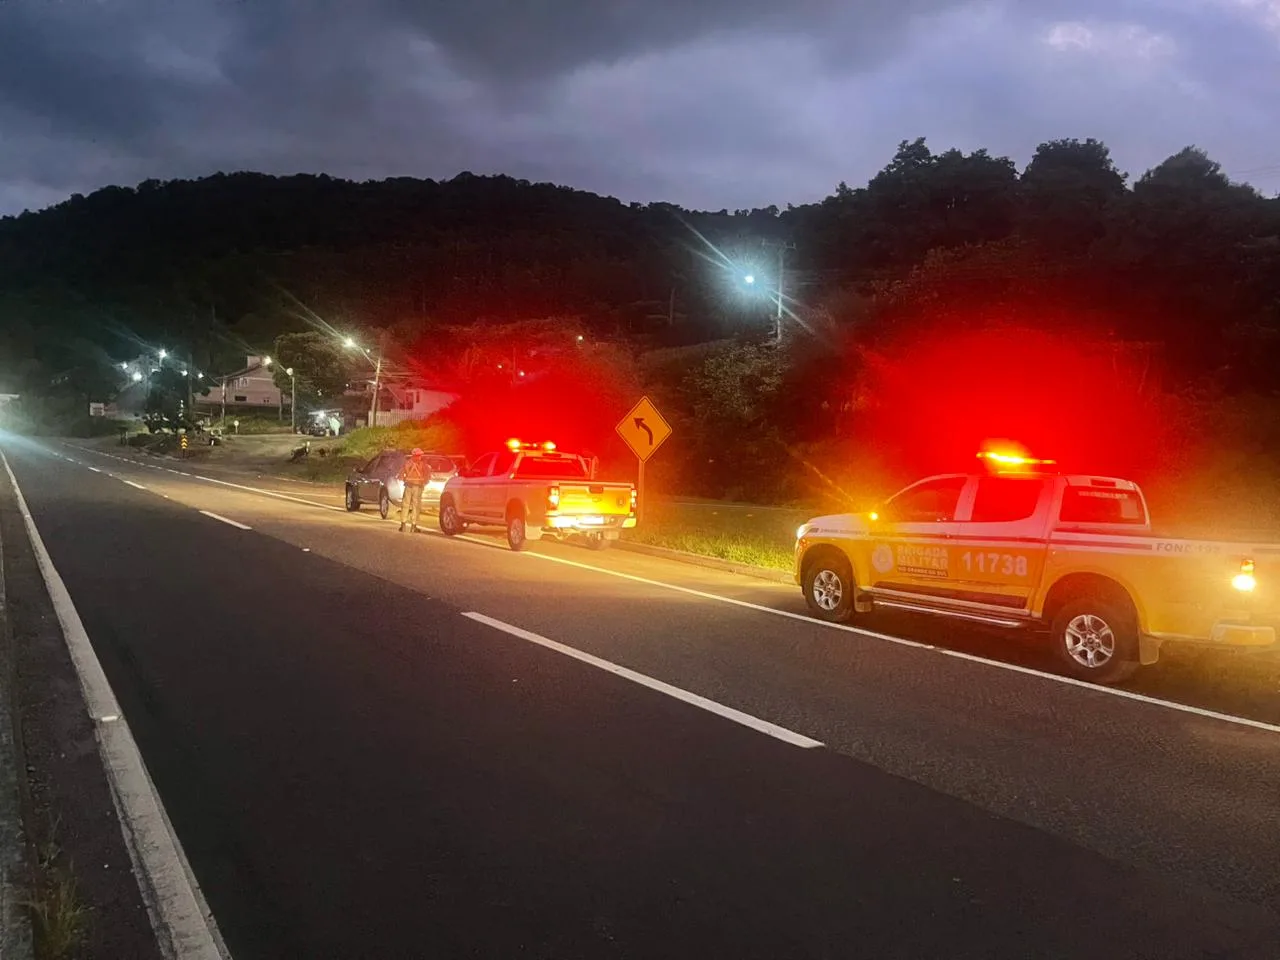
[
  {"x1": 617, "y1": 541, "x2": 794, "y2": 584},
  {"x1": 0, "y1": 508, "x2": 34, "y2": 960}
]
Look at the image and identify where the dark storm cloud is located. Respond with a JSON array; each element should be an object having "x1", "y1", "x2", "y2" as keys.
[
  {"x1": 389, "y1": 0, "x2": 961, "y2": 82},
  {"x1": 0, "y1": 1, "x2": 1277, "y2": 216}
]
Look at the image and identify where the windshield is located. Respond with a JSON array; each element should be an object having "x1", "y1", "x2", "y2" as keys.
[{"x1": 514, "y1": 455, "x2": 588, "y2": 479}]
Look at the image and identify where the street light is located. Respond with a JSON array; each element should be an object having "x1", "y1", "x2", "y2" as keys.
[
  {"x1": 131, "y1": 371, "x2": 143, "y2": 382},
  {"x1": 285, "y1": 367, "x2": 296, "y2": 432},
  {"x1": 344, "y1": 334, "x2": 384, "y2": 426},
  {"x1": 120, "y1": 362, "x2": 129, "y2": 371},
  {"x1": 158, "y1": 349, "x2": 168, "y2": 360},
  {"x1": 743, "y1": 274, "x2": 756, "y2": 286},
  {"x1": 262, "y1": 355, "x2": 272, "y2": 367}
]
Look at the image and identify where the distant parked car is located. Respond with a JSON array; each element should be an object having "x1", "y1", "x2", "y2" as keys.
[{"x1": 344, "y1": 450, "x2": 459, "y2": 518}]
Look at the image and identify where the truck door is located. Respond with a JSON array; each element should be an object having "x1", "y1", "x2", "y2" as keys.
[
  {"x1": 459, "y1": 453, "x2": 496, "y2": 517},
  {"x1": 870, "y1": 475, "x2": 968, "y2": 599},
  {"x1": 478, "y1": 450, "x2": 517, "y2": 520},
  {"x1": 948, "y1": 475, "x2": 1051, "y2": 613}
]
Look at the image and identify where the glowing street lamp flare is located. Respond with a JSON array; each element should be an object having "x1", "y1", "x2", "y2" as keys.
[
  {"x1": 131, "y1": 371, "x2": 143, "y2": 382},
  {"x1": 343, "y1": 337, "x2": 356, "y2": 348},
  {"x1": 743, "y1": 274, "x2": 755, "y2": 285},
  {"x1": 158, "y1": 349, "x2": 168, "y2": 359},
  {"x1": 120, "y1": 362, "x2": 129, "y2": 371},
  {"x1": 263, "y1": 356, "x2": 272, "y2": 366}
]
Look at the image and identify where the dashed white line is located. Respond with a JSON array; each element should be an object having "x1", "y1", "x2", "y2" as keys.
[
  {"x1": 464, "y1": 612, "x2": 823, "y2": 749},
  {"x1": 199, "y1": 511, "x2": 251, "y2": 531},
  {"x1": 515, "y1": 550, "x2": 1280, "y2": 736},
  {"x1": 88, "y1": 466, "x2": 102, "y2": 473},
  {"x1": 122, "y1": 480, "x2": 147, "y2": 490}
]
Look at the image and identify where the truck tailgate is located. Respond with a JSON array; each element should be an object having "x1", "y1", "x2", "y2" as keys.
[{"x1": 555, "y1": 483, "x2": 633, "y2": 517}]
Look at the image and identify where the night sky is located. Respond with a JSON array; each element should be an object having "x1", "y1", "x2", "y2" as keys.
[{"x1": 1, "y1": 0, "x2": 1277, "y2": 216}]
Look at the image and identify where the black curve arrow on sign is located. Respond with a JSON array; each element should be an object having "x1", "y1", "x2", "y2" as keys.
[{"x1": 634, "y1": 417, "x2": 654, "y2": 445}]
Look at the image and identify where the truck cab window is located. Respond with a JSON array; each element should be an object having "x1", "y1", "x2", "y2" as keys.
[
  {"x1": 969, "y1": 477, "x2": 1044, "y2": 523},
  {"x1": 491, "y1": 451, "x2": 517, "y2": 476},
  {"x1": 883, "y1": 476, "x2": 966, "y2": 523}
]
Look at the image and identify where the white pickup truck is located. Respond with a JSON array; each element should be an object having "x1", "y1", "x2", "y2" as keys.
[{"x1": 438, "y1": 441, "x2": 636, "y2": 551}]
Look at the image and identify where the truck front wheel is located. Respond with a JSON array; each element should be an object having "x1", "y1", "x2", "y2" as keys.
[
  {"x1": 1049, "y1": 597, "x2": 1139, "y2": 684},
  {"x1": 802, "y1": 552, "x2": 856, "y2": 623}
]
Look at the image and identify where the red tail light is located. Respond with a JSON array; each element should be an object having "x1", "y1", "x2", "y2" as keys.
[
  {"x1": 547, "y1": 485, "x2": 560, "y2": 510},
  {"x1": 630, "y1": 487, "x2": 637, "y2": 514}
]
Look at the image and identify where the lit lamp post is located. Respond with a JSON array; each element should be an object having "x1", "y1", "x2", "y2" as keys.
[
  {"x1": 286, "y1": 367, "x2": 296, "y2": 432},
  {"x1": 344, "y1": 335, "x2": 384, "y2": 427}
]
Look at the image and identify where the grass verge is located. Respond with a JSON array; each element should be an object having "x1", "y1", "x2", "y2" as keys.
[
  {"x1": 23, "y1": 824, "x2": 89, "y2": 960},
  {"x1": 625, "y1": 499, "x2": 813, "y2": 572}
]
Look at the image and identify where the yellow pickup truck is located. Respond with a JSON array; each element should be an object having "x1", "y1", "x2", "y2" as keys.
[
  {"x1": 795, "y1": 460, "x2": 1280, "y2": 682},
  {"x1": 439, "y1": 440, "x2": 636, "y2": 551}
]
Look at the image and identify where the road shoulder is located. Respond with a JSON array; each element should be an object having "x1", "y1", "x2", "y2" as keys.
[{"x1": 0, "y1": 461, "x2": 163, "y2": 960}]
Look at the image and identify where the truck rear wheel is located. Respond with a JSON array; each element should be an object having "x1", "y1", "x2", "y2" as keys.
[
  {"x1": 1049, "y1": 597, "x2": 1139, "y2": 684},
  {"x1": 802, "y1": 551, "x2": 856, "y2": 623}
]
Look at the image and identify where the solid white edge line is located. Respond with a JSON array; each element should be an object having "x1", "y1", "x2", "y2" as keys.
[
  {"x1": 198, "y1": 511, "x2": 252, "y2": 531},
  {"x1": 59, "y1": 443, "x2": 1280, "y2": 736},
  {"x1": 463, "y1": 612, "x2": 823, "y2": 749},
  {"x1": 0, "y1": 451, "x2": 228, "y2": 959},
  {"x1": 123, "y1": 479, "x2": 147, "y2": 490}
]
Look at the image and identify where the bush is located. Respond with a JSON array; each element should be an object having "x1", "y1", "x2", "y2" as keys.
[{"x1": 324, "y1": 418, "x2": 464, "y2": 464}]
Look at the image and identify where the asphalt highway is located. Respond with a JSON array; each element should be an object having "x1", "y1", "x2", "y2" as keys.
[{"x1": 5, "y1": 435, "x2": 1280, "y2": 959}]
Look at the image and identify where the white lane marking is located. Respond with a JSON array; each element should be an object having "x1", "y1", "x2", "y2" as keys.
[
  {"x1": 123, "y1": 479, "x2": 147, "y2": 490},
  {"x1": 0, "y1": 452, "x2": 228, "y2": 959},
  {"x1": 192, "y1": 474, "x2": 344, "y2": 512},
  {"x1": 88, "y1": 466, "x2": 102, "y2": 473},
  {"x1": 198, "y1": 511, "x2": 251, "y2": 531},
  {"x1": 517, "y1": 550, "x2": 1280, "y2": 736},
  {"x1": 464, "y1": 612, "x2": 824, "y2": 749},
  {"x1": 59, "y1": 444, "x2": 1280, "y2": 735}
]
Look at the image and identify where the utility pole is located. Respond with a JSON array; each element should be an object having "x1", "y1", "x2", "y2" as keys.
[
  {"x1": 761, "y1": 239, "x2": 796, "y2": 345},
  {"x1": 368, "y1": 330, "x2": 388, "y2": 427}
]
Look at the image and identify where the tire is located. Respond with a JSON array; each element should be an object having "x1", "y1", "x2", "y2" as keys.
[
  {"x1": 439, "y1": 498, "x2": 461, "y2": 537},
  {"x1": 585, "y1": 532, "x2": 612, "y2": 551},
  {"x1": 506, "y1": 511, "x2": 528, "y2": 552},
  {"x1": 344, "y1": 485, "x2": 360, "y2": 512},
  {"x1": 1049, "y1": 596, "x2": 1140, "y2": 684},
  {"x1": 802, "y1": 551, "x2": 856, "y2": 623},
  {"x1": 379, "y1": 489, "x2": 390, "y2": 520}
]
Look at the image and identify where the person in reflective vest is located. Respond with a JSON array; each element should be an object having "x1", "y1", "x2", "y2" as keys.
[{"x1": 398, "y1": 448, "x2": 429, "y2": 533}]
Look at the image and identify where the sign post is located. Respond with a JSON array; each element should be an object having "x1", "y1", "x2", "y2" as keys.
[{"x1": 615, "y1": 395, "x2": 672, "y2": 525}]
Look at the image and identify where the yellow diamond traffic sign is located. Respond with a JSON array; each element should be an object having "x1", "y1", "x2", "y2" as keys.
[{"x1": 616, "y1": 395, "x2": 672, "y2": 462}]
